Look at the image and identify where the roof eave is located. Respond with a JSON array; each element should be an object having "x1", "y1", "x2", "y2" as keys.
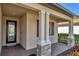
[{"x1": 52, "y1": 3, "x2": 78, "y2": 18}]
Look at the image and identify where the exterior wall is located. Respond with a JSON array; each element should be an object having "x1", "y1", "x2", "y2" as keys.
[
  {"x1": 0, "y1": 4, "x2": 2, "y2": 53},
  {"x1": 26, "y1": 12, "x2": 38, "y2": 50},
  {"x1": 20, "y1": 14, "x2": 27, "y2": 49},
  {"x1": 2, "y1": 16, "x2": 20, "y2": 46},
  {"x1": 1, "y1": 13, "x2": 58, "y2": 50},
  {"x1": 49, "y1": 19, "x2": 58, "y2": 44},
  {"x1": 25, "y1": 11, "x2": 58, "y2": 49}
]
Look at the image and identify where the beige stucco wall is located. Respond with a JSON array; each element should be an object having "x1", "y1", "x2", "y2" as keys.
[
  {"x1": 0, "y1": 4, "x2": 2, "y2": 53},
  {"x1": 19, "y1": 11, "x2": 38, "y2": 50},
  {"x1": 20, "y1": 14, "x2": 27, "y2": 49},
  {"x1": 2, "y1": 16, "x2": 20, "y2": 46},
  {"x1": 26, "y1": 12, "x2": 38, "y2": 50}
]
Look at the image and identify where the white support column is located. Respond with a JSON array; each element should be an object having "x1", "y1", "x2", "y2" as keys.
[
  {"x1": 38, "y1": 11, "x2": 45, "y2": 45},
  {"x1": 67, "y1": 18, "x2": 75, "y2": 48},
  {"x1": 37, "y1": 11, "x2": 46, "y2": 56},
  {"x1": 45, "y1": 12, "x2": 50, "y2": 42},
  {"x1": 45, "y1": 12, "x2": 51, "y2": 55},
  {"x1": 37, "y1": 11, "x2": 52, "y2": 56}
]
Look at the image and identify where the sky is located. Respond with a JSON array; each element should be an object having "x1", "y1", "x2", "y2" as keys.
[
  {"x1": 58, "y1": 4, "x2": 79, "y2": 34},
  {"x1": 60, "y1": 3, "x2": 79, "y2": 15}
]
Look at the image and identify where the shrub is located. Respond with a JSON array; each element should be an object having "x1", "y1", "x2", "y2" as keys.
[{"x1": 58, "y1": 33, "x2": 79, "y2": 45}]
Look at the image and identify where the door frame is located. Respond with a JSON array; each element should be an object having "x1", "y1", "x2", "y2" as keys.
[{"x1": 6, "y1": 20, "x2": 17, "y2": 43}]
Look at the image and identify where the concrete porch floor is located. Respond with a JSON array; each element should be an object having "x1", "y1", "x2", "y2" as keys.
[
  {"x1": 1, "y1": 43, "x2": 72, "y2": 56},
  {"x1": 51, "y1": 43, "x2": 69, "y2": 56},
  {"x1": 1, "y1": 44, "x2": 37, "y2": 56}
]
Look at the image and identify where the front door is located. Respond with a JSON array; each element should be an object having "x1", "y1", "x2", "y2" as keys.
[{"x1": 6, "y1": 21, "x2": 17, "y2": 43}]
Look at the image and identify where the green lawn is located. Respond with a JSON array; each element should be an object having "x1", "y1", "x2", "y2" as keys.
[{"x1": 58, "y1": 33, "x2": 79, "y2": 45}]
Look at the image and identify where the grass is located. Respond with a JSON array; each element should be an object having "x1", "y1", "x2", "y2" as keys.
[{"x1": 58, "y1": 33, "x2": 79, "y2": 45}]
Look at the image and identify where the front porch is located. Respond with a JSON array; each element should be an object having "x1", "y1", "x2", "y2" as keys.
[
  {"x1": 0, "y1": 3, "x2": 76, "y2": 56},
  {"x1": 1, "y1": 43, "x2": 76, "y2": 56},
  {"x1": 0, "y1": 43, "x2": 69, "y2": 56}
]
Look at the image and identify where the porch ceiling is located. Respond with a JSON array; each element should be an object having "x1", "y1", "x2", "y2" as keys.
[
  {"x1": 54, "y1": 18, "x2": 69, "y2": 23},
  {"x1": 58, "y1": 17, "x2": 79, "y2": 26},
  {"x1": 2, "y1": 4, "x2": 27, "y2": 17},
  {"x1": 50, "y1": 15, "x2": 69, "y2": 23},
  {"x1": 2, "y1": 4, "x2": 38, "y2": 17}
]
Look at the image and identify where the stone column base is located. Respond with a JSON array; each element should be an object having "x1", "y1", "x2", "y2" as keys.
[
  {"x1": 37, "y1": 42, "x2": 51, "y2": 56},
  {"x1": 67, "y1": 35, "x2": 75, "y2": 48}
]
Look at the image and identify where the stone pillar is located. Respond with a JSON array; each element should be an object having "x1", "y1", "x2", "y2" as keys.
[
  {"x1": 67, "y1": 18, "x2": 75, "y2": 48},
  {"x1": 37, "y1": 11, "x2": 51, "y2": 56}
]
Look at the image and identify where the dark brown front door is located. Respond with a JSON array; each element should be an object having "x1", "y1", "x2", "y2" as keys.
[{"x1": 6, "y1": 21, "x2": 17, "y2": 43}]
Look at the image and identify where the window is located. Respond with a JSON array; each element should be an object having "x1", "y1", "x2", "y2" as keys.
[
  {"x1": 37, "y1": 20, "x2": 54, "y2": 36},
  {"x1": 37, "y1": 20, "x2": 39, "y2": 37},
  {"x1": 49, "y1": 22, "x2": 54, "y2": 35}
]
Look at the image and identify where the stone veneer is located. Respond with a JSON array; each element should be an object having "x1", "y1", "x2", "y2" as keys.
[{"x1": 37, "y1": 43, "x2": 51, "y2": 56}]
